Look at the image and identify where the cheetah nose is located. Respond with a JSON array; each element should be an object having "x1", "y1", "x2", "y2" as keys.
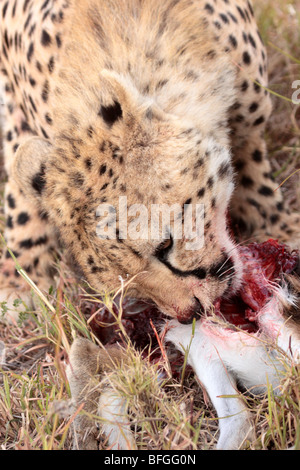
[{"x1": 177, "y1": 298, "x2": 204, "y2": 325}]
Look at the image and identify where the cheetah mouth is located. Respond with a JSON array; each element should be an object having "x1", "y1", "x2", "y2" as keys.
[{"x1": 83, "y1": 239, "x2": 299, "y2": 349}]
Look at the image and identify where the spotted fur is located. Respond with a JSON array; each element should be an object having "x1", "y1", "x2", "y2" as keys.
[{"x1": 0, "y1": 0, "x2": 299, "y2": 322}]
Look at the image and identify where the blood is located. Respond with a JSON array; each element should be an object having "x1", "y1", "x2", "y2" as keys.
[
  {"x1": 82, "y1": 296, "x2": 165, "y2": 354},
  {"x1": 214, "y1": 239, "x2": 299, "y2": 332},
  {"x1": 82, "y1": 239, "x2": 299, "y2": 347}
]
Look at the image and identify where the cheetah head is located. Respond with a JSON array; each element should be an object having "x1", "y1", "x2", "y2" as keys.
[{"x1": 12, "y1": 70, "x2": 242, "y2": 323}]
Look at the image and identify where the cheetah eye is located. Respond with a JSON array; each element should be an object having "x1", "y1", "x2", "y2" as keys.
[{"x1": 155, "y1": 236, "x2": 173, "y2": 261}]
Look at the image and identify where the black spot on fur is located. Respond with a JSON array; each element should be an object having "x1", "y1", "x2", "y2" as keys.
[
  {"x1": 87, "y1": 255, "x2": 94, "y2": 265},
  {"x1": 249, "y1": 102, "x2": 259, "y2": 113},
  {"x1": 156, "y1": 79, "x2": 168, "y2": 89},
  {"x1": 184, "y1": 198, "x2": 192, "y2": 206},
  {"x1": 91, "y1": 266, "x2": 104, "y2": 274},
  {"x1": 241, "y1": 175, "x2": 254, "y2": 188},
  {"x1": 4, "y1": 29, "x2": 9, "y2": 50},
  {"x1": 56, "y1": 33, "x2": 62, "y2": 48},
  {"x1": 229, "y1": 35, "x2": 238, "y2": 49},
  {"x1": 19, "y1": 238, "x2": 33, "y2": 249},
  {"x1": 218, "y1": 162, "x2": 232, "y2": 178},
  {"x1": 258, "y1": 185, "x2": 273, "y2": 197},
  {"x1": 6, "y1": 215, "x2": 13, "y2": 229},
  {"x1": 99, "y1": 164, "x2": 107, "y2": 175},
  {"x1": 194, "y1": 157, "x2": 204, "y2": 170},
  {"x1": 2, "y1": 2, "x2": 8, "y2": 18},
  {"x1": 99, "y1": 101, "x2": 122, "y2": 127},
  {"x1": 7, "y1": 194, "x2": 16, "y2": 209},
  {"x1": 6, "y1": 130, "x2": 12, "y2": 141},
  {"x1": 48, "y1": 56, "x2": 55, "y2": 73},
  {"x1": 277, "y1": 202, "x2": 284, "y2": 212},
  {"x1": 40, "y1": 127, "x2": 49, "y2": 139},
  {"x1": 254, "y1": 81, "x2": 261, "y2": 93},
  {"x1": 228, "y1": 12, "x2": 238, "y2": 23},
  {"x1": 70, "y1": 172, "x2": 85, "y2": 187},
  {"x1": 87, "y1": 126, "x2": 94, "y2": 138},
  {"x1": 252, "y1": 149, "x2": 263, "y2": 162},
  {"x1": 270, "y1": 214, "x2": 280, "y2": 225},
  {"x1": 247, "y1": 198, "x2": 261, "y2": 211},
  {"x1": 234, "y1": 159, "x2": 245, "y2": 171},
  {"x1": 36, "y1": 61, "x2": 43, "y2": 73},
  {"x1": 253, "y1": 116, "x2": 265, "y2": 126},
  {"x1": 237, "y1": 5, "x2": 246, "y2": 21},
  {"x1": 29, "y1": 76, "x2": 36, "y2": 87},
  {"x1": 247, "y1": 1, "x2": 254, "y2": 17},
  {"x1": 248, "y1": 34, "x2": 257, "y2": 49},
  {"x1": 100, "y1": 182, "x2": 109, "y2": 191},
  {"x1": 204, "y1": 3, "x2": 214, "y2": 14},
  {"x1": 29, "y1": 95, "x2": 37, "y2": 113},
  {"x1": 39, "y1": 210, "x2": 49, "y2": 221},
  {"x1": 41, "y1": 80, "x2": 49, "y2": 102},
  {"x1": 5, "y1": 249, "x2": 19, "y2": 259},
  {"x1": 17, "y1": 212, "x2": 30, "y2": 225},
  {"x1": 41, "y1": 29, "x2": 52, "y2": 46},
  {"x1": 24, "y1": 264, "x2": 32, "y2": 274},
  {"x1": 207, "y1": 50, "x2": 216, "y2": 59},
  {"x1": 45, "y1": 113, "x2": 53, "y2": 125},
  {"x1": 243, "y1": 51, "x2": 251, "y2": 65},
  {"x1": 197, "y1": 187, "x2": 205, "y2": 198},
  {"x1": 207, "y1": 177, "x2": 214, "y2": 188},
  {"x1": 41, "y1": 0, "x2": 51, "y2": 10},
  {"x1": 85, "y1": 158, "x2": 92, "y2": 170},
  {"x1": 219, "y1": 13, "x2": 229, "y2": 24},
  {"x1": 35, "y1": 235, "x2": 49, "y2": 246},
  {"x1": 241, "y1": 80, "x2": 249, "y2": 92},
  {"x1": 27, "y1": 42, "x2": 34, "y2": 62},
  {"x1": 32, "y1": 164, "x2": 46, "y2": 194}
]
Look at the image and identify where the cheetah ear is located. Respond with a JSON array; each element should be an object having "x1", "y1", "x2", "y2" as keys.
[
  {"x1": 100, "y1": 69, "x2": 166, "y2": 123},
  {"x1": 12, "y1": 137, "x2": 52, "y2": 201},
  {"x1": 100, "y1": 70, "x2": 134, "y2": 113}
]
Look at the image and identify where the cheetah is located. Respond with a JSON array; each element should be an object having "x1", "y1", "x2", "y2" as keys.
[
  {"x1": 0, "y1": 0, "x2": 299, "y2": 321},
  {"x1": 0, "y1": 0, "x2": 299, "y2": 450}
]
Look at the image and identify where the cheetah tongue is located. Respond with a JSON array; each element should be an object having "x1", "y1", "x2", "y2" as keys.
[{"x1": 215, "y1": 239, "x2": 299, "y2": 332}]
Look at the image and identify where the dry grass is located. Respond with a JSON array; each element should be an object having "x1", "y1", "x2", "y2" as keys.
[
  {"x1": 255, "y1": 0, "x2": 300, "y2": 211},
  {"x1": 0, "y1": 0, "x2": 300, "y2": 451}
]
